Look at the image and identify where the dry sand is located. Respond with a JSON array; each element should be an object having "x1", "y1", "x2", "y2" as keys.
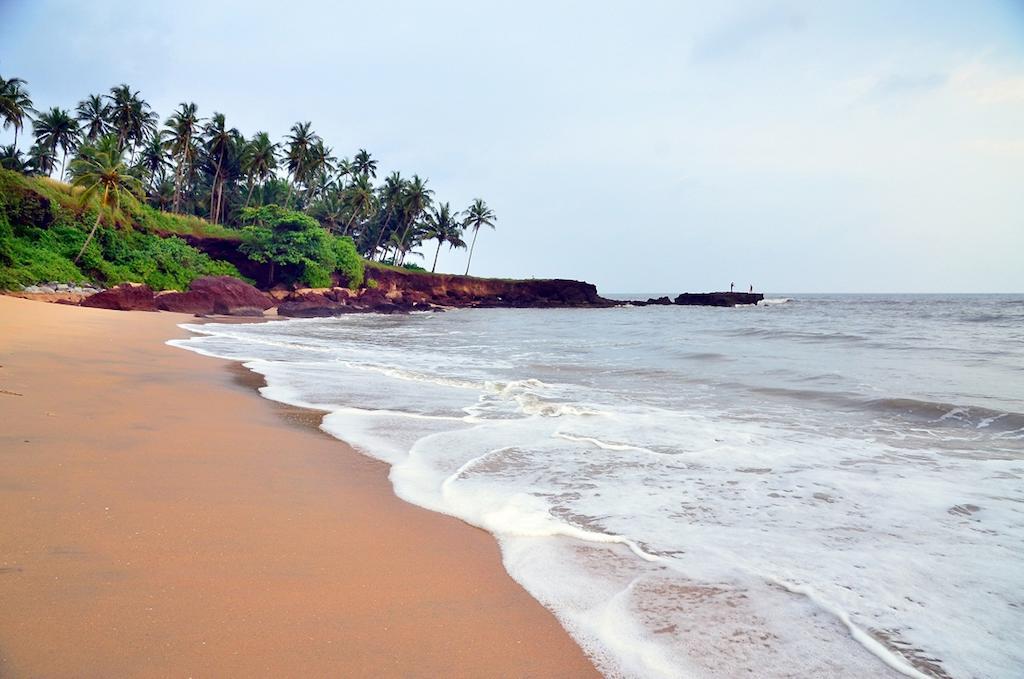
[{"x1": 0, "y1": 295, "x2": 598, "y2": 678}]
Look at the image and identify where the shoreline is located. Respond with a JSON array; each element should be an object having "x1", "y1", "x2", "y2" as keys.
[{"x1": 0, "y1": 296, "x2": 598, "y2": 677}]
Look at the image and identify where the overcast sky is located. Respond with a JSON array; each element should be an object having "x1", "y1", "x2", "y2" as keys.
[{"x1": 2, "y1": 1, "x2": 1022, "y2": 292}]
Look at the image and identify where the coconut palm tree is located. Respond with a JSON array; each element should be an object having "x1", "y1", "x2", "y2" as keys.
[
  {"x1": 204, "y1": 112, "x2": 239, "y2": 223},
  {"x1": 241, "y1": 131, "x2": 278, "y2": 208},
  {"x1": 305, "y1": 138, "x2": 336, "y2": 203},
  {"x1": 164, "y1": 102, "x2": 201, "y2": 213},
  {"x1": 26, "y1": 142, "x2": 57, "y2": 176},
  {"x1": 32, "y1": 107, "x2": 80, "y2": 179},
  {"x1": 462, "y1": 198, "x2": 496, "y2": 276},
  {"x1": 69, "y1": 135, "x2": 144, "y2": 263},
  {"x1": 335, "y1": 157, "x2": 354, "y2": 187},
  {"x1": 396, "y1": 174, "x2": 433, "y2": 262},
  {"x1": 424, "y1": 202, "x2": 466, "y2": 273},
  {"x1": 136, "y1": 129, "x2": 169, "y2": 193},
  {"x1": 0, "y1": 144, "x2": 29, "y2": 172},
  {"x1": 105, "y1": 84, "x2": 154, "y2": 156},
  {"x1": 0, "y1": 75, "x2": 35, "y2": 148},
  {"x1": 352, "y1": 148, "x2": 377, "y2": 178},
  {"x1": 284, "y1": 121, "x2": 319, "y2": 207},
  {"x1": 370, "y1": 171, "x2": 405, "y2": 260},
  {"x1": 310, "y1": 189, "x2": 346, "y2": 234},
  {"x1": 76, "y1": 94, "x2": 110, "y2": 142},
  {"x1": 343, "y1": 173, "x2": 377, "y2": 236}
]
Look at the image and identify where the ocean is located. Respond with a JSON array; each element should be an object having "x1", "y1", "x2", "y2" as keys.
[{"x1": 170, "y1": 294, "x2": 1024, "y2": 678}]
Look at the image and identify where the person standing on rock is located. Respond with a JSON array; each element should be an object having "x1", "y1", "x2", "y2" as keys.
[{"x1": 730, "y1": 282, "x2": 735, "y2": 292}]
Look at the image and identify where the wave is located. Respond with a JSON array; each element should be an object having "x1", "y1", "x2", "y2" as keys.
[
  {"x1": 168, "y1": 312, "x2": 1024, "y2": 678},
  {"x1": 727, "y1": 327, "x2": 868, "y2": 343}
]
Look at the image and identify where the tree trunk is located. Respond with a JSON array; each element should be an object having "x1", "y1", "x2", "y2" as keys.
[
  {"x1": 172, "y1": 157, "x2": 183, "y2": 213},
  {"x1": 267, "y1": 260, "x2": 275, "y2": 287},
  {"x1": 285, "y1": 160, "x2": 300, "y2": 208},
  {"x1": 370, "y1": 206, "x2": 394, "y2": 261},
  {"x1": 464, "y1": 227, "x2": 479, "y2": 276},
  {"x1": 343, "y1": 208, "x2": 360, "y2": 237},
  {"x1": 74, "y1": 187, "x2": 108, "y2": 264},
  {"x1": 243, "y1": 180, "x2": 256, "y2": 209},
  {"x1": 59, "y1": 149, "x2": 67, "y2": 181},
  {"x1": 432, "y1": 240, "x2": 442, "y2": 273},
  {"x1": 209, "y1": 156, "x2": 223, "y2": 223}
]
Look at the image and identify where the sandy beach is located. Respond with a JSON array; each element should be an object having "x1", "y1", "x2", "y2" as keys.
[{"x1": 0, "y1": 295, "x2": 598, "y2": 678}]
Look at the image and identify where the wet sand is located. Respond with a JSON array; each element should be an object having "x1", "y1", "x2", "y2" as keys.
[{"x1": 0, "y1": 296, "x2": 598, "y2": 677}]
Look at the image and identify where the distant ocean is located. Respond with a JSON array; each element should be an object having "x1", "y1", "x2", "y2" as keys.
[{"x1": 171, "y1": 294, "x2": 1024, "y2": 678}]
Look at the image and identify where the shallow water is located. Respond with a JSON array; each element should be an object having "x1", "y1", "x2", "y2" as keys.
[{"x1": 171, "y1": 294, "x2": 1024, "y2": 678}]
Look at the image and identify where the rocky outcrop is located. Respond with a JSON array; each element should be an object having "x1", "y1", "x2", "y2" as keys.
[
  {"x1": 363, "y1": 267, "x2": 616, "y2": 309},
  {"x1": 628, "y1": 292, "x2": 765, "y2": 308},
  {"x1": 276, "y1": 287, "x2": 437, "y2": 317},
  {"x1": 155, "y1": 276, "x2": 274, "y2": 316},
  {"x1": 80, "y1": 283, "x2": 158, "y2": 311},
  {"x1": 673, "y1": 292, "x2": 763, "y2": 307}
]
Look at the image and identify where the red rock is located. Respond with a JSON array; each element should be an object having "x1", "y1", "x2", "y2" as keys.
[
  {"x1": 80, "y1": 284, "x2": 158, "y2": 312},
  {"x1": 155, "y1": 276, "x2": 274, "y2": 315}
]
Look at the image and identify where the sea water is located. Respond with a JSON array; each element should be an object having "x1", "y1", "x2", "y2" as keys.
[{"x1": 170, "y1": 294, "x2": 1024, "y2": 678}]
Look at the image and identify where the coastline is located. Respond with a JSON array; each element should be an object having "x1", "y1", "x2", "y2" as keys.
[{"x1": 0, "y1": 296, "x2": 598, "y2": 677}]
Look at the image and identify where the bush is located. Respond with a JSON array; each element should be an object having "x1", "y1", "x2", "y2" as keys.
[
  {"x1": 0, "y1": 169, "x2": 243, "y2": 290},
  {"x1": 239, "y1": 205, "x2": 364, "y2": 289}
]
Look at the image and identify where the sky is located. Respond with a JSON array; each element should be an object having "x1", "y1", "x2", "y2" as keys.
[{"x1": 1, "y1": 0, "x2": 1022, "y2": 293}]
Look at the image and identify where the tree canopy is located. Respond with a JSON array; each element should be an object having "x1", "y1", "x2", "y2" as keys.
[{"x1": 1, "y1": 73, "x2": 499, "y2": 276}]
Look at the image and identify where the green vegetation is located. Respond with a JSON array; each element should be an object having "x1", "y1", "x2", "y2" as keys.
[
  {"x1": 0, "y1": 168, "x2": 239, "y2": 290},
  {"x1": 0, "y1": 72, "x2": 501, "y2": 289},
  {"x1": 238, "y1": 205, "x2": 363, "y2": 289}
]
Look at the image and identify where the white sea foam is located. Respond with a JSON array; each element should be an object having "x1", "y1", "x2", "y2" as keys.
[{"x1": 170, "y1": 299, "x2": 1024, "y2": 678}]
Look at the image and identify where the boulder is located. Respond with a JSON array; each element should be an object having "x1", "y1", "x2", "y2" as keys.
[
  {"x1": 155, "y1": 276, "x2": 274, "y2": 315},
  {"x1": 277, "y1": 290, "x2": 353, "y2": 318},
  {"x1": 81, "y1": 284, "x2": 158, "y2": 311}
]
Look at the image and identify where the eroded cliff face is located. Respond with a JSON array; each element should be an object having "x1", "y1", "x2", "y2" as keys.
[{"x1": 362, "y1": 266, "x2": 615, "y2": 308}]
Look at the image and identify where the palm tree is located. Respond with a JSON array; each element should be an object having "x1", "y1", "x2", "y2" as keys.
[
  {"x1": 0, "y1": 144, "x2": 29, "y2": 172},
  {"x1": 310, "y1": 190, "x2": 347, "y2": 234},
  {"x1": 353, "y1": 148, "x2": 378, "y2": 178},
  {"x1": 204, "y1": 112, "x2": 239, "y2": 223},
  {"x1": 462, "y1": 198, "x2": 496, "y2": 276},
  {"x1": 0, "y1": 75, "x2": 35, "y2": 148},
  {"x1": 164, "y1": 102, "x2": 201, "y2": 213},
  {"x1": 241, "y1": 131, "x2": 278, "y2": 208},
  {"x1": 105, "y1": 84, "x2": 154, "y2": 158},
  {"x1": 343, "y1": 173, "x2": 377, "y2": 236},
  {"x1": 69, "y1": 135, "x2": 143, "y2": 263},
  {"x1": 371, "y1": 171, "x2": 404, "y2": 260},
  {"x1": 136, "y1": 129, "x2": 169, "y2": 193},
  {"x1": 335, "y1": 157, "x2": 354, "y2": 187},
  {"x1": 76, "y1": 94, "x2": 110, "y2": 142},
  {"x1": 32, "y1": 107, "x2": 79, "y2": 179},
  {"x1": 396, "y1": 174, "x2": 433, "y2": 262},
  {"x1": 26, "y1": 142, "x2": 57, "y2": 176},
  {"x1": 424, "y1": 202, "x2": 466, "y2": 273},
  {"x1": 284, "y1": 121, "x2": 319, "y2": 207},
  {"x1": 305, "y1": 138, "x2": 336, "y2": 203}
]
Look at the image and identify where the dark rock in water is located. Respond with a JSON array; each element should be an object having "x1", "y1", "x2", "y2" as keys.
[
  {"x1": 80, "y1": 284, "x2": 158, "y2": 312},
  {"x1": 645, "y1": 296, "x2": 673, "y2": 305},
  {"x1": 673, "y1": 292, "x2": 764, "y2": 307},
  {"x1": 155, "y1": 276, "x2": 274, "y2": 315}
]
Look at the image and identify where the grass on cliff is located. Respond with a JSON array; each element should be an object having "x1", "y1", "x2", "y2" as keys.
[{"x1": 0, "y1": 169, "x2": 242, "y2": 290}]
